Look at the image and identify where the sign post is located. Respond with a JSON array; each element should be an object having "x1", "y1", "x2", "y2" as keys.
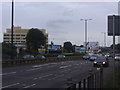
[{"x1": 108, "y1": 15, "x2": 120, "y2": 88}]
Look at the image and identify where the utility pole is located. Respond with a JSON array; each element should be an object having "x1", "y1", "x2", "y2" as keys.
[
  {"x1": 101, "y1": 32, "x2": 106, "y2": 47},
  {"x1": 11, "y1": 0, "x2": 14, "y2": 59},
  {"x1": 80, "y1": 19, "x2": 92, "y2": 53},
  {"x1": 113, "y1": 15, "x2": 115, "y2": 88}
]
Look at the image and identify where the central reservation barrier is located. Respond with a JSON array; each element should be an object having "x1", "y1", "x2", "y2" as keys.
[{"x1": 2, "y1": 56, "x2": 82, "y2": 67}]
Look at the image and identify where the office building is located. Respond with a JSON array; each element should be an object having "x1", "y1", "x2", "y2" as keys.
[{"x1": 3, "y1": 26, "x2": 48, "y2": 49}]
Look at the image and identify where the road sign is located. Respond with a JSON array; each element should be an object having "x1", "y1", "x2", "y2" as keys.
[{"x1": 108, "y1": 15, "x2": 120, "y2": 36}]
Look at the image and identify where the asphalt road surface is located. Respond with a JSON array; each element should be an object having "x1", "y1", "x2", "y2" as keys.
[{"x1": 2, "y1": 58, "x2": 114, "y2": 89}]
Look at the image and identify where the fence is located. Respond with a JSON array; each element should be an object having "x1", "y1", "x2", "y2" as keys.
[
  {"x1": 65, "y1": 67, "x2": 103, "y2": 89},
  {"x1": 2, "y1": 56, "x2": 82, "y2": 66}
]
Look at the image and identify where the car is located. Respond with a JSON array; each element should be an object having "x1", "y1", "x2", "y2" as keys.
[
  {"x1": 35, "y1": 55, "x2": 46, "y2": 60},
  {"x1": 89, "y1": 54, "x2": 98, "y2": 61},
  {"x1": 83, "y1": 54, "x2": 90, "y2": 60},
  {"x1": 115, "y1": 54, "x2": 120, "y2": 60},
  {"x1": 57, "y1": 55, "x2": 66, "y2": 58},
  {"x1": 22, "y1": 55, "x2": 34, "y2": 59},
  {"x1": 93, "y1": 56, "x2": 109, "y2": 67},
  {"x1": 105, "y1": 53, "x2": 110, "y2": 58}
]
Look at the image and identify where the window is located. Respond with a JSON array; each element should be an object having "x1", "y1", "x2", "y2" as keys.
[
  {"x1": 4, "y1": 34, "x2": 9, "y2": 36},
  {"x1": 4, "y1": 38, "x2": 9, "y2": 39},
  {"x1": 16, "y1": 35, "x2": 20, "y2": 36},
  {"x1": 21, "y1": 35, "x2": 26, "y2": 36},
  {"x1": 16, "y1": 38, "x2": 20, "y2": 39}
]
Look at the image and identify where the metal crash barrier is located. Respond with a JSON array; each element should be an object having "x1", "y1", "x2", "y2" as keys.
[
  {"x1": 2, "y1": 56, "x2": 82, "y2": 66},
  {"x1": 65, "y1": 67, "x2": 103, "y2": 89}
]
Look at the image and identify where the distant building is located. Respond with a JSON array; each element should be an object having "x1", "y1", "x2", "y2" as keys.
[
  {"x1": 84, "y1": 42, "x2": 100, "y2": 51},
  {"x1": 3, "y1": 26, "x2": 48, "y2": 49},
  {"x1": 75, "y1": 46, "x2": 85, "y2": 53},
  {"x1": 118, "y1": 37, "x2": 120, "y2": 44}
]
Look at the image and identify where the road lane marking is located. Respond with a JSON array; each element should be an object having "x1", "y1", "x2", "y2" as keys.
[
  {"x1": 38, "y1": 74, "x2": 53, "y2": 79},
  {"x1": 0, "y1": 72, "x2": 16, "y2": 76},
  {"x1": 32, "y1": 64, "x2": 49, "y2": 68},
  {"x1": 33, "y1": 78, "x2": 38, "y2": 80},
  {"x1": 50, "y1": 63, "x2": 58, "y2": 65},
  {"x1": 48, "y1": 74, "x2": 64, "y2": 80},
  {"x1": 60, "y1": 65, "x2": 72, "y2": 69},
  {"x1": 61, "y1": 69, "x2": 71, "y2": 73},
  {"x1": 27, "y1": 68, "x2": 41, "y2": 71},
  {"x1": 23, "y1": 84, "x2": 36, "y2": 88},
  {"x1": 2, "y1": 83, "x2": 20, "y2": 88},
  {"x1": 33, "y1": 74, "x2": 53, "y2": 80}
]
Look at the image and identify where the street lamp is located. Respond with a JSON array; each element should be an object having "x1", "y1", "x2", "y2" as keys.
[
  {"x1": 80, "y1": 19, "x2": 92, "y2": 52},
  {"x1": 101, "y1": 32, "x2": 106, "y2": 47},
  {"x1": 11, "y1": 0, "x2": 14, "y2": 59}
]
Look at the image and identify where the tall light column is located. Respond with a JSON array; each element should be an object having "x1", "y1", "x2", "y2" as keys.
[
  {"x1": 80, "y1": 19, "x2": 92, "y2": 52},
  {"x1": 101, "y1": 32, "x2": 106, "y2": 47},
  {"x1": 11, "y1": 0, "x2": 14, "y2": 59}
]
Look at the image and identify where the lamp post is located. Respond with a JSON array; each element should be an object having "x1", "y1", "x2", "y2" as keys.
[
  {"x1": 101, "y1": 32, "x2": 106, "y2": 47},
  {"x1": 80, "y1": 19, "x2": 92, "y2": 52},
  {"x1": 11, "y1": 0, "x2": 14, "y2": 59}
]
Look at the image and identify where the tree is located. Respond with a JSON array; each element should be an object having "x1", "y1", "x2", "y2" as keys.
[
  {"x1": 2, "y1": 42, "x2": 17, "y2": 59},
  {"x1": 72, "y1": 45, "x2": 76, "y2": 53},
  {"x1": 115, "y1": 44, "x2": 120, "y2": 53},
  {"x1": 110, "y1": 44, "x2": 120, "y2": 53},
  {"x1": 26, "y1": 28, "x2": 46, "y2": 52},
  {"x1": 80, "y1": 45, "x2": 84, "y2": 47},
  {"x1": 63, "y1": 42, "x2": 73, "y2": 53}
]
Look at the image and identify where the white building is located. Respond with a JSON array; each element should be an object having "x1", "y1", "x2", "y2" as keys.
[{"x1": 84, "y1": 42, "x2": 99, "y2": 51}]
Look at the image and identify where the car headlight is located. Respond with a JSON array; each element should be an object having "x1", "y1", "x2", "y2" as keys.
[
  {"x1": 115, "y1": 57, "x2": 117, "y2": 59},
  {"x1": 94, "y1": 61, "x2": 97, "y2": 64},
  {"x1": 103, "y1": 62, "x2": 105, "y2": 64}
]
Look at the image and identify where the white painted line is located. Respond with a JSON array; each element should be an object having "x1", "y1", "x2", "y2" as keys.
[
  {"x1": 61, "y1": 69, "x2": 71, "y2": 73},
  {"x1": 0, "y1": 72, "x2": 16, "y2": 76},
  {"x1": 2, "y1": 83, "x2": 20, "y2": 88},
  {"x1": 33, "y1": 74, "x2": 53, "y2": 80},
  {"x1": 27, "y1": 68, "x2": 41, "y2": 71},
  {"x1": 97, "y1": 68, "x2": 100, "y2": 70},
  {"x1": 50, "y1": 63, "x2": 58, "y2": 65},
  {"x1": 23, "y1": 84, "x2": 36, "y2": 88},
  {"x1": 60, "y1": 65, "x2": 72, "y2": 69},
  {"x1": 48, "y1": 74, "x2": 64, "y2": 80},
  {"x1": 33, "y1": 78, "x2": 38, "y2": 80},
  {"x1": 32, "y1": 64, "x2": 49, "y2": 68},
  {"x1": 38, "y1": 74, "x2": 53, "y2": 79}
]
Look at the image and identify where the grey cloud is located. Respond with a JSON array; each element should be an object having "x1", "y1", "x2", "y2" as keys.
[
  {"x1": 2, "y1": 2, "x2": 118, "y2": 46},
  {"x1": 46, "y1": 19, "x2": 73, "y2": 28},
  {"x1": 62, "y1": 8, "x2": 74, "y2": 16}
]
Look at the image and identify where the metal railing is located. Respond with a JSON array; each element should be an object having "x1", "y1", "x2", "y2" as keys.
[
  {"x1": 2, "y1": 56, "x2": 82, "y2": 66},
  {"x1": 65, "y1": 67, "x2": 103, "y2": 89}
]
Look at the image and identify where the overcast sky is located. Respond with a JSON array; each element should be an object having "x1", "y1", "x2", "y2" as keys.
[{"x1": 1, "y1": 1, "x2": 119, "y2": 46}]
